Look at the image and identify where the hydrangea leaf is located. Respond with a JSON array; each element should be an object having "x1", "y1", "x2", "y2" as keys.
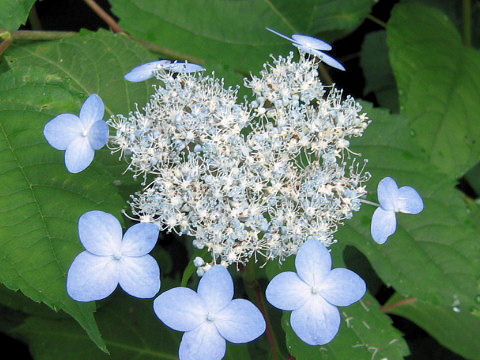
[
  {"x1": 4, "y1": 29, "x2": 157, "y2": 117},
  {"x1": 360, "y1": 30, "x2": 398, "y2": 113},
  {"x1": 0, "y1": 31, "x2": 161, "y2": 350},
  {"x1": 8, "y1": 292, "x2": 252, "y2": 360},
  {"x1": 384, "y1": 293, "x2": 480, "y2": 360},
  {"x1": 109, "y1": 0, "x2": 375, "y2": 75},
  {"x1": 9, "y1": 295, "x2": 180, "y2": 360},
  {"x1": 0, "y1": 0, "x2": 36, "y2": 30},
  {"x1": 387, "y1": 2, "x2": 480, "y2": 178},
  {"x1": 265, "y1": 251, "x2": 409, "y2": 360},
  {"x1": 341, "y1": 104, "x2": 480, "y2": 312}
]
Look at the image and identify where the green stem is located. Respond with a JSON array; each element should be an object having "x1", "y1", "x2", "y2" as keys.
[
  {"x1": 381, "y1": 297, "x2": 417, "y2": 312},
  {"x1": 463, "y1": 0, "x2": 472, "y2": 47},
  {"x1": 366, "y1": 14, "x2": 387, "y2": 29},
  {"x1": 242, "y1": 260, "x2": 280, "y2": 360},
  {"x1": 9, "y1": 30, "x2": 76, "y2": 40}
]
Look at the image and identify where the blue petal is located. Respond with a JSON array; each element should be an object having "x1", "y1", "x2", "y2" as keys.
[
  {"x1": 154, "y1": 287, "x2": 207, "y2": 332},
  {"x1": 79, "y1": 94, "x2": 104, "y2": 129},
  {"x1": 43, "y1": 113, "x2": 82, "y2": 150},
  {"x1": 166, "y1": 62, "x2": 205, "y2": 73},
  {"x1": 197, "y1": 265, "x2": 233, "y2": 313},
  {"x1": 78, "y1": 211, "x2": 123, "y2": 256},
  {"x1": 87, "y1": 120, "x2": 109, "y2": 150},
  {"x1": 295, "y1": 45, "x2": 345, "y2": 71},
  {"x1": 295, "y1": 238, "x2": 331, "y2": 287},
  {"x1": 377, "y1": 177, "x2": 398, "y2": 211},
  {"x1": 179, "y1": 323, "x2": 226, "y2": 360},
  {"x1": 265, "y1": 27, "x2": 295, "y2": 43},
  {"x1": 215, "y1": 299, "x2": 266, "y2": 343},
  {"x1": 291, "y1": 34, "x2": 332, "y2": 51},
  {"x1": 118, "y1": 255, "x2": 160, "y2": 298},
  {"x1": 124, "y1": 60, "x2": 170, "y2": 82},
  {"x1": 396, "y1": 186, "x2": 424, "y2": 214},
  {"x1": 121, "y1": 222, "x2": 159, "y2": 256},
  {"x1": 67, "y1": 251, "x2": 118, "y2": 302},
  {"x1": 371, "y1": 207, "x2": 397, "y2": 244},
  {"x1": 265, "y1": 271, "x2": 310, "y2": 311},
  {"x1": 64, "y1": 136, "x2": 94, "y2": 173},
  {"x1": 318, "y1": 268, "x2": 366, "y2": 307},
  {"x1": 290, "y1": 295, "x2": 340, "y2": 345}
]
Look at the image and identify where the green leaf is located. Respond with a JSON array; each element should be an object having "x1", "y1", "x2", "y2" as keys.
[
  {"x1": 280, "y1": 293, "x2": 408, "y2": 360},
  {"x1": 360, "y1": 30, "x2": 399, "y2": 112},
  {"x1": 10, "y1": 294, "x2": 180, "y2": 360},
  {"x1": 387, "y1": 2, "x2": 480, "y2": 177},
  {"x1": 0, "y1": 0, "x2": 36, "y2": 30},
  {"x1": 9, "y1": 291, "x2": 253, "y2": 360},
  {"x1": 4, "y1": 29, "x2": 157, "y2": 117},
  {"x1": 384, "y1": 293, "x2": 480, "y2": 360},
  {"x1": 341, "y1": 104, "x2": 480, "y2": 311},
  {"x1": 0, "y1": 31, "x2": 164, "y2": 350},
  {"x1": 109, "y1": 0, "x2": 375, "y2": 77}
]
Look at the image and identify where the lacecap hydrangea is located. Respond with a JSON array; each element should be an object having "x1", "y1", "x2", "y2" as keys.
[{"x1": 108, "y1": 51, "x2": 371, "y2": 269}]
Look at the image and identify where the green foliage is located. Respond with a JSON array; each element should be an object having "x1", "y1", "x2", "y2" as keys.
[
  {"x1": 9, "y1": 294, "x2": 181, "y2": 360},
  {"x1": 109, "y1": 0, "x2": 375, "y2": 81},
  {"x1": 385, "y1": 293, "x2": 480, "y2": 360},
  {"x1": 387, "y1": 1, "x2": 480, "y2": 178},
  {"x1": 0, "y1": 30, "x2": 164, "y2": 351},
  {"x1": 343, "y1": 104, "x2": 480, "y2": 309},
  {"x1": 360, "y1": 30, "x2": 398, "y2": 112},
  {"x1": 0, "y1": 0, "x2": 36, "y2": 30}
]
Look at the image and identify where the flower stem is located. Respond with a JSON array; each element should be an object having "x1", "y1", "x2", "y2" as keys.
[
  {"x1": 380, "y1": 297, "x2": 417, "y2": 312},
  {"x1": 463, "y1": 0, "x2": 472, "y2": 47},
  {"x1": 366, "y1": 14, "x2": 387, "y2": 29},
  {"x1": 83, "y1": 0, "x2": 124, "y2": 33},
  {"x1": 359, "y1": 198, "x2": 380, "y2": 207},
  {"x1": 242, "y1": 260, "x2": 280, "y2": 360},
  {"x1": 8, "y1": 30, "x2": 77, "y2": 40}
]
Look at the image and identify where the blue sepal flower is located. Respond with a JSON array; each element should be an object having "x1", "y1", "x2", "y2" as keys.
[
  {"x1": 266, "y1": 27, "x2": 345, "y2": 71},
  {"x1": 154, "y1": 265, "x2": 266, "y2": 360},
  {"x1": 266, "y1": 239, "x2": 366, "y2": 345},
  {"x1": 43, "y1": 94, "x2": 109, "y2": 173},
  {"x1": 125, "y1": 60, "x2": 205, "y2": 82},
  {"x1": 371, "y1": 177, "x2": 424, "y2": 244},
  {"x1": 67, "y1": 211, "x2": 160, "y2": 302}
]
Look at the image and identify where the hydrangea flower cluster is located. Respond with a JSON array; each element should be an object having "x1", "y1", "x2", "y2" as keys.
[
  {"x1": 108, "y1": 51, "x2": 370, "y2": 268},
  {"x1": 40, "y1": 28, "x2": 425, "y2": 360}
]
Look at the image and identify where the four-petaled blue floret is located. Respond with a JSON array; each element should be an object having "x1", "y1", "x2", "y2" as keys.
[
  {"x1": 266, "y1": 238, "x2": 366, "y2": 345},
  {"x1": 43, "y1": 94, "x2": 109, "y2": 173},
  {"x1": 124, "y1": 60, "x2": 205, "y2": 82},
  {"x1": 154, "y1": 265, "x2": 266, "y2": 360},
  {"x1": 371, "y1": 177, "x2": 424, "y2": 244},
  {"x1": 67, "y1": 210, "x2": 161, "y2": 302}
]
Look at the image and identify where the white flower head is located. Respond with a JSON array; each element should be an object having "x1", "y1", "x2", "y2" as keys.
[
  {"x1": 109, "y1": 52, "x2": 369, "y2": 266},
  {"x1": 371, "y1": 177, "x2": 424, "y2": 244},
  {"x1": 67, "y1": 210, "x2": 160, "y2": 302},
  {"x1": 154, "y1": 265, "x2": 265, "y2": 360},
  {"x1": 43, "y1": 94, "x2": 108, "y2": 173},
  {"x1": 266, "y1": 238, "x2": 366, "y2": 345}
]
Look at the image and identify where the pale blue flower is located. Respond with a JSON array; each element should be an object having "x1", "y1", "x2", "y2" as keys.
[
  {"x1": 125, "y1": 60, "x2": 205, "y2": 82},
  {"x1": 266, "y1": 239, "x2": 365, "y2": 345},
  {"x1": 154, "y1": 265, "x2": 265, "y2": 360},
  {"x1": 67, "y1": 211, "x2": 160, "y2": 302},
  {"x1": 266, "y1": 27, "x2": 345, "y2": 71},
  {"x1": 43, "y1": 94, "x2": 108, "y2": 173},
  {"x1": 371, "y1": 177, "x2": 424, "y2": 244}
]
